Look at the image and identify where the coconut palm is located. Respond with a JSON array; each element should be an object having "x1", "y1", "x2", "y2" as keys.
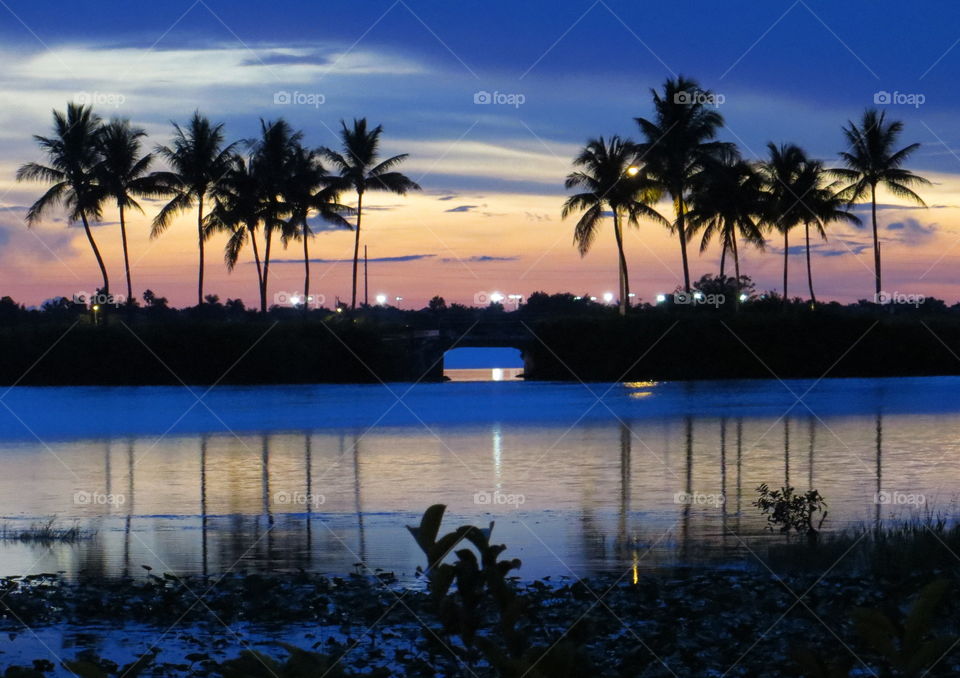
[
  {"x1": 250, "y1": 119, "x2": 301, "y2": 312},
  {"x1": 797, "y1": 162, "x2": 861, "y2": 305},
  {"x1": 283, "y1": 144, "x2": 353, "y2": 308},
  {"x1": 322, "y1": 119, "x2": 420, "y2": 309},
  {"x1": 831, "y1": 109, "x2": 930, "y2": 298},
  {"x1": 759, "y1": 143, "x2": 816, "y2": 304},
  {"x1": 635, "y1": 76, "x2": 736, "y2": 292},
  {"x1": 205, "y1": 154, "x2": 266, "y2": 304},
  {"x1": 686, "y1": 158, "x2": 766, "y2": 293},
  {"x1": 563, "y1": 136, "x2": 667, "y2": 315},
  {"x1": 17, "y1": 103, "x2": 110, "y2": 294},
  {"x1": 95, "y1": 119, "x2": 158, "y2": 303},
  {"x1": 152, "y1": 112, "x2": 237, "y2": 306}
]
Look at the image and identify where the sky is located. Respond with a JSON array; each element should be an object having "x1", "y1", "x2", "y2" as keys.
[{"x1": 2, "y1": 0, "x2": 960, "y2": 308}]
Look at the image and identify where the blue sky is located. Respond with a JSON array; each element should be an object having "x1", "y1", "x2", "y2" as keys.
[{"x1": 2, "y1": 0, "x2": 960, "y2": 306}]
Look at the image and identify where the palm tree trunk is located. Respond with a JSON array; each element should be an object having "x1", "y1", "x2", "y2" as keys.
[
  {"x1": 81, "y1": 213, "x2": 109, "y2": 295},
  {"x1": 303, "y1": 226, "x2": 311, "y2": 310},
  {"x1": 783, "y1": 229, "x2": 789, "y2": 305},
  {"x1": 871, "y1": 183, "x2": 881, "y2": 298},
  {"x1": 351, "y1": 192, "x2": 363, "y2": 310},
  {"x1": 805, "y1": 221, "x2": 816, "y2": 306},
  {"x1": 732, "y1": 234, "x2": 741, "y2": 304},
  {"x1": 261, "y1": 228, "x2": 272, "y2": 313},
  {"x1": 197, "y1": 195, "x2": 205, "y2": 306},
  {"x1": 719, "y1": 241, "x2": 727, "y2": 279},
  {"x1": 249, "y1": 224, "x2": 263, "y2": 303},
  {"x1": 612, "y1": 210, "x2": 629, "y2": 315},
  {"x1": 118, "y1": 204, "x2": 133, "y2": 303},
  {"x1": 676, "y1": 195, "x2": 691, "y2": 292}
]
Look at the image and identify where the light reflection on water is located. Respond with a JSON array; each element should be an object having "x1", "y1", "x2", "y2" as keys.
[{"x1": 0, "y1": 379, "x2": 957, "y2": 580}]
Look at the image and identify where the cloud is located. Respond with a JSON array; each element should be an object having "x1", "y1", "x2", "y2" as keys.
[
  {"x1": 266, "y1": 254, "x2": 435, "y2": 264},
  {"x1": 886, "y1": 218, "x2": 937, "y2": 245},
  {"x1": 440, "y1": 255, "x2": 518, "y2": 263},
  {"x1": 437, "y1": 195, "x2": 458, "y2": 201},
  {"x1": 445, "y1": 205, "x2": 478, "y2": 213}
]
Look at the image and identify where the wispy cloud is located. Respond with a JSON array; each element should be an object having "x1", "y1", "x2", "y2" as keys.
[{"x1": 266, "y1": 254, "x2": 436, "y2": 264}]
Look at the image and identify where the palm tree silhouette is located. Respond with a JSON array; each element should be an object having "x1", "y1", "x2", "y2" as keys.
[
  {"x1": 686, "y1": 157, "x2": 765, "y2": 293},
  {"x1": 759, "y1": 143, "x2": 812, "y2": 304},
  {"x1": 283, "y1": 144, "x2": 353, "y2": 307},
  {"x1": 152, "y1": 112, "x2": 237, "y2": 306},
  {"x1": 206, "y1": 153, "x2": 267, "y2": 305},
  {"x1": 832, "y1": 109, "x2": 930, "y2": 298},
  {"x1": 18, "y1": 103, "x2": 110, "y2": 295},
  {"x1": 797, "y1": 161, "x2": 860, "y2": 305},
  {"x1": 563, "y1": 136, "x2": 666, "y2": 315},
  {"x1": 635, "y1": 76, "x2": 735, "y2": 292},
  {"x1": 322, "y1": 119, "x2": 420, "y2": 309},
  {"x1": 250, "y1": 119, "x2": 300, "y2": 313},
  {"x1": 95, "y1": 119, "x2": 158, "y2": 303}
]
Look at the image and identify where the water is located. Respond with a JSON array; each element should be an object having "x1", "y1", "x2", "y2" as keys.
[{"x1": 0, "y1": 377, "x2": 958, "y2": 581}]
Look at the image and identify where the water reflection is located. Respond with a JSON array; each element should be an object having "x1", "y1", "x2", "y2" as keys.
[{"x1": 0, "y1": 399, "x2": 949, "y2": 580}]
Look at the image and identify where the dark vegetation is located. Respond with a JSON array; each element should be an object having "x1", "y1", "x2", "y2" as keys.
[{"x1": 3, "y1": 284, "x2": 960, "y2": 384}]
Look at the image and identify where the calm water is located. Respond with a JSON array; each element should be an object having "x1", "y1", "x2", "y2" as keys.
[{"x1": 0, "y1": 377, "x2": 958, "y2": 580}]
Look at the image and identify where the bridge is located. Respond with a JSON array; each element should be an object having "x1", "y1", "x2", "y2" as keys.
[{"x1": 386, "y1": 320, "x2": 537, "y2": 380}]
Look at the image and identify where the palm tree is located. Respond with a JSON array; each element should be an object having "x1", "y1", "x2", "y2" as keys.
[
  {"x1": 759, "y1": 143, "x2": 815, "y2": 304},
  {"x1": 283, "y1": 144, "x2": 353, "y2": 307},
  {"x1": 686, "y1": 158, "x2": 765, "y2": 293},
  {"x1": 832, "y1": 109, "x2": 930, "y2": 298},
  {"x1": 95, "y1": 119, "x2": 157, "y2": 303},
  {"x1": 563, "y1": 136, "x2": 667, "y2": 315},
  {"x1": 635, "y1": 76, "x2": 735, "y2": 292},
  {"x1": 206, "y1": 154, "x2": 266, "y2": 303},
  {"x1": 250, "y1": 119, "x2": 301, "y2": 313},
  {"x1": 797, "y1": 162, "x2": 860, "y2": 305},
  {"x1": 17, "y1": 103, "x2": 110, "y2": 294},
  {"x1": 322, "y1": 119, "x2": 420, "y2": 309},
  {"x1": 152, "y1": 112, "x2": 237, "y2": 306}
]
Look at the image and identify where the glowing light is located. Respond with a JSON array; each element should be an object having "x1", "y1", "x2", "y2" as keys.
[
  {"x1": 92, "y1": 305, "x2": 99, "y2": 311},
  {"x1": 739, "y1": 293, "x2": 748, "y2": 302},
  {"x1": 603, "y1": 292, "x2": 614, "y2": 304},
  {"x1": 375, "y1": 294, "x2": 387, "y2": 305},
  {"x1": 491, "y1": 368, "x2": 504, "y2": 381},
  {"x1": 626, "y1": 166, "x2": 640, "y2": 177},
  {"x1": 490, "y1": 292, "x2": 505, "y2": 303},
  {"x1": 655, "y1": 294, "x2": 666, "y2": 304},
  {"x1": 290, "y1": 295, "x2": 301, "y2": 305}
]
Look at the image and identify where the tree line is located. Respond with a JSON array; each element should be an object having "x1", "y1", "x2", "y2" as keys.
[
  {"x1": 564, "y1": 76, "x2": 930, "y2": 315},
  {"x1": 17, "y1": 106, "x2": 420, "y2": 311}
]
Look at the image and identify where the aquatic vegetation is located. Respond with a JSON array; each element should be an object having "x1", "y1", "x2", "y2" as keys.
[
  {"x1": 0, "y1": 518, "x2": 91, "y2": 543},
  {"x1": 753, "y1": 483, "x2": 828, "y2": 539}
]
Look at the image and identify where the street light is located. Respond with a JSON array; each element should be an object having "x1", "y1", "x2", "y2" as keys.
[
  {"x1": 290, "y1": 295, "x2": 301, "y2": 306},
  {"x1": 375, "y1": 294, "x2": 387, "y2": 305},
  {"x1": 395, "y1": 296, "x2": 403, "y2": 309},
  {"x1": 655, "y1": 294, "x2": 666, "y2": 304},
  {"x1": 602, "y1": 292, "x2": 614, "y2": 304},
  {"x1": 626, "y1": 166, "x2": 640, "y2": 177},
  {"x1": 739, "y1": 293, "x2": 749, "y2": 302},
  {"x1": 490, "y1": 292, "x2": 505, "y2": 304}
]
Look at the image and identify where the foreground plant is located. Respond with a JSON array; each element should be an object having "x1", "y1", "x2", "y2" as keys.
[{"x1": 753, "y1": 484, "x2": 827, "y2": 541}]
